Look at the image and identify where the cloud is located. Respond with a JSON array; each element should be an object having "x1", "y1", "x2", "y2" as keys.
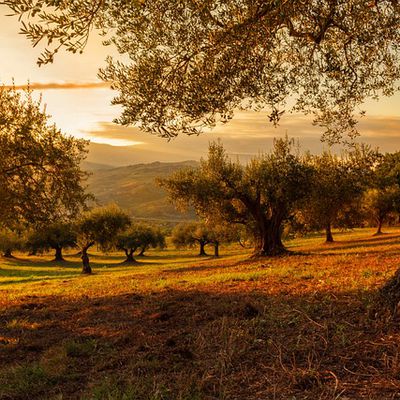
[
  {"x1": 3, "y1": 82, "x2": 110, "y2": 90},
  {"x1": 83, "y1": 111, "x2": 400, "y2": 164}
]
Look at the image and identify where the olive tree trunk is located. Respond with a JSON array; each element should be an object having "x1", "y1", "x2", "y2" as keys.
[
  {"x1": 325, "y1": 223, "x2": 334, "y2": 243},
  {"x1": 214, "y1": 241, "x2": 219, "y2": 257},
  {"x1": 81, "y1": 245, "x2": 93, "y2": 274},
  {"x1": 251, "y1": 208, "x2": 286, "y2": 257},
  {"x1": 199, "y1": 241, "x2": 207, "y2": 256},
  {"x1": 123, "y1": 248, "x2": 137, "y2": 263},
  {"x1": 54, "y1": 246, "x2": 64, "y2": 262}
]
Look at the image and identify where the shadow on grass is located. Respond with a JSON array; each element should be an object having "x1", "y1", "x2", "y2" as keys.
[
  {"x1": 313, "y1": 234, "x2": 400, "y2": 254},
  {"x1": 0, "y1": 287, "x2": 398, "y2": 400}
]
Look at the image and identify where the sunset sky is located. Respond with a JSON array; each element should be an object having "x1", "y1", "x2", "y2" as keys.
[{"x1": 2, "y1": 7, "x2": 400, "y2": 166}]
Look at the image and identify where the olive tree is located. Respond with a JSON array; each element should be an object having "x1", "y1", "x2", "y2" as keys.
[
  {"x1": 362, "y1": 151, "x2": 400, "y2": 235},
  {"x1": 4, "y1": 1, "x2": 400, "y2": 143},
  {"x1": 27, "y1": 223, "x2": 76, "y2": 261},
  {"x1": 299, "y1": 148, "x2": 376, "y2": 242},
  {"x1": 0, "y1": 229, "x2": 25, "y2": 258},
  {"x1": 75, "y1": 205, "x2": 131, "y2": 274},
  {"x1": 172, "y1": 222, "x2": 216, "y2": 257},
  {"x1": 161, "y1": 138, "x2": 312, "y2": 256},
  {"x1": 117, "y1": 223, "x2": 166, "y2": 263}
]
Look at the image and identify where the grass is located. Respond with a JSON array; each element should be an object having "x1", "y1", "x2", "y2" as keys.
[{"x1": 1, "y1": 228, "x2": 400, "y2": 399}]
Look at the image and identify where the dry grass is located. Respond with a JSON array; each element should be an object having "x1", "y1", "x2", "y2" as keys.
[{"x1": 1, "y1": 228, "x2": 400, "y2": 399}]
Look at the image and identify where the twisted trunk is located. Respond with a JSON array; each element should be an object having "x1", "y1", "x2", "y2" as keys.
[
  {"x1": 251, "y1": 205, "x2": 286, "y2": 257},
  {"x1": 123, "y1": 248, "x2": 137, "y2": 263}
]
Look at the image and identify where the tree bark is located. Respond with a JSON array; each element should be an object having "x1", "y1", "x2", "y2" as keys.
[
  {"x1": 199, "y1": 241, "x2": 207, "y2": 256},
  {"x1": 81, "y1": 246, "x2": 92, "y2": 274},
  {"x1": 252, "y1": 212, "x2": 286, "y2": 257},
  {"x1": 214, "y1": 241, "x2": 219, "y2": 257},
  {"x1": 325, "y1": 223, "x2": 334, "y2": 243},
  {"x1": 54, "y1": 246, "x2": 64, "y2": 262}
]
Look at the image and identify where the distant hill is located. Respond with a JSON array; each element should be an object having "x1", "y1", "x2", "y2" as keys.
[{"x1": 86, "y1": 161, "x2": 198, "y2": 221}]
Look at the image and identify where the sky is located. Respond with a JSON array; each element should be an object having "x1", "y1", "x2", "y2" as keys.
[{"x1": 1, "y1": 8, "x2": 400, "y2": 166}]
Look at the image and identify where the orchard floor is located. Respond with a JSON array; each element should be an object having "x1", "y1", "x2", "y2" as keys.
[{"x1": 1, "y1": 229, "x2": 400, "y2": 399}]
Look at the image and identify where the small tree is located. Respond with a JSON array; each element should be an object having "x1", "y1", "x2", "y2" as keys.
[
  {"x1": 364, "y1": 152, "x2": 400, "y2": 235},
  {"x1": 0, "y1": 229, "x2": 25, "y2": 258},
  {"x1": 75, "y1": 205, "x2": 131, "y2": 274},
  {"x1": 171, "y1": 222, "x2": 233, "y2": 257},
  {"x1": 365, "y1": 189, "x2": 400, "y2": 235},
  {"x1": 299, "y1": 147, "x2": 376, "y2": 243},
  {"x1": 172, "y1": 223, "x2": 213, "y2": 256},
  {"x1": 27, "y1": 223, "x2": 76, "y2": 261},
  {"x1": 117, "y1": 223, "x2": 166, "y2": 263}
]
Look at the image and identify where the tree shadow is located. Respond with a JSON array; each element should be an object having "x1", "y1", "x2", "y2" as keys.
[{"x1": 1, "y1": 286, "x2": 399, "y2": 400}]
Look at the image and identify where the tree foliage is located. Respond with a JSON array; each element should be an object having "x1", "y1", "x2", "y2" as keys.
[
  {"x1": 4, "y1": 0, "x2": 400, "y2": 142},
  {"x1": 0, "y1": 87, "x2": 90, "y2": 227}
]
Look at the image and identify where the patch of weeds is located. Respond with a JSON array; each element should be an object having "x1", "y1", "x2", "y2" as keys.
[
  {"x1": 0, "y1": 363, "x2": 58, "y2": 399},
  {"x1": 64, "y1": 338, "x2": 97, "y2": 358}
]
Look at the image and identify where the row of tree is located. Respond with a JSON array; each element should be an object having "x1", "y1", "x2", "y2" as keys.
[
  {"x1": 160, "y1": 138, "x2": 400, "y2": 256},
  {"x1": 0, "y1": 208, "x2": 166, "y2": 274}
]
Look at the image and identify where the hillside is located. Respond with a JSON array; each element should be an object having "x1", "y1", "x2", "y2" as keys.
[{"x1": 86, "y1": 160, "x2": 198, "y2": 221}]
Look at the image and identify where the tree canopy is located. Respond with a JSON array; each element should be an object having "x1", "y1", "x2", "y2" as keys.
[
  {"x1": 4, "y1": 0, "x2": 400, "y2": 142},
  {"x1": 0, "y1": 87, "x2": 90, "y2": 227}
]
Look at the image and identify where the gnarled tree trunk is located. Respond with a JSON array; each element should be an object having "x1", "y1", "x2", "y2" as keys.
[
  {"x1": 252, "y1": 210, "x2": 286, "y2": 257},
  {"x1": 123, "y1": 248, "x2": 137, "y2": 263}
]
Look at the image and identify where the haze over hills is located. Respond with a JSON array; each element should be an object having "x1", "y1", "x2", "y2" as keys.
[{"x1": 85, "y1": 160, "x2": 198, "y2": 221}]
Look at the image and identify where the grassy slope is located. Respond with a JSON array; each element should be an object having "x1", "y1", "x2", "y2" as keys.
[
  {"x1": 86, "y1": 161, "x2": 198, "y2": 221},
  {"x1": 1, "y1": 228, "x2": 400, "y2": 399}
]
